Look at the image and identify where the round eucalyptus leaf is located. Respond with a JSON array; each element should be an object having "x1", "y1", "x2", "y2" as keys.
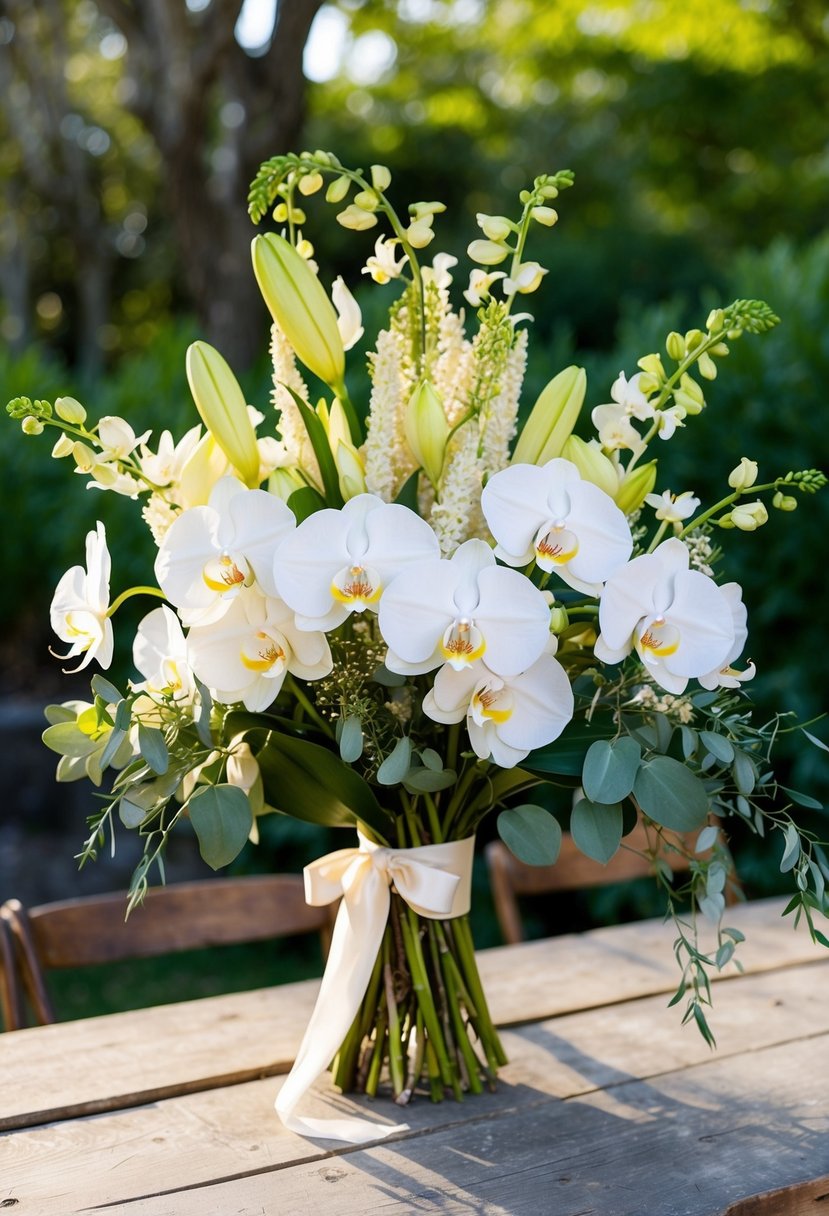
[
  {"x1": 189, "y1": 784, "x2": 253, "y2": 871},
  {"x1": 570, "y1": 799, "x2": 623, "y2": 864},
  {"x1": 338, "y1": 715, "x2": 364, "y2": 763},
  {"x1": 377, "y1": 736, "x2": 412, "y2": 786},
  {"x1": 497, "y1": 805, "x2": 562, "y2": 866},
  {"x1": 582, "y1": 737, "x2": 641, "y2": 804},
  {"x1": 633, "y1": 756, "x2": 709, "y2": 831}
]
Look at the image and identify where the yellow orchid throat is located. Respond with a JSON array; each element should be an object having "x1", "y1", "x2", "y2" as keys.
[
  {"x1": 471, "y1": 684, "x2": 514, "y2": 725},
  {"x1": 203, "y1": 553, "x2": 249, "y2": 593},
  {"x1": 637, "y1": 617, "x2": 680, "y2": 658},
  {"x1": 331, "y1": 564, "x2": 382, "y2": 609},
  {"x1": 440, "y1": 618, "x2": 486, "y2": 670},
  {"x1": 241, "y1": 631, "x2": 287, "y2": 673},
  {"x1": 534, "y1": 523, "x2": 579, "y2": 567}
]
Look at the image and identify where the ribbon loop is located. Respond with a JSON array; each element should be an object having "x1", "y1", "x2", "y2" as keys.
[{"x1": 275, "y1": 833, "x2": 475, "y2": 1145}]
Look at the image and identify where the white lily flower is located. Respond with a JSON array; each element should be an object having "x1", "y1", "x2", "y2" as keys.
[
  {"x1": 464, "y1": 268, "x2": 505, "y2": 307},
  {"x1": 155, "y1": 476, "x2": 295, "y2": 626},
  {"x1": 186, "y1": 588, "x2": 332, "y2": 712},
  {"x1": 644, "y1": 489, "x2": 700, "y2": 522},
  {"x1": 273, "y1": 493, "x2": 440, "y2": 632},
  {"x1": 139, "y1": 425, "x2": 202, "y2": 488},
  {"x1": 379, "y1": 538, "x2": 551, "y2": 678},
  {"x1": 332, "y1": 276, "x2": 364, "y2": 351},
  {"x1": 97, "y1": 415, "x2": 151, "y2": 461},
  {"x1": 423, "y1": 654, "x2": 574, "y2": 768},
  {"x1": 595, "y1": 537, "x2": 735, "y2": 694},
  {"x1": 50, "y1": 521, "x2": 113, "y2": 671},
  {"x1": 362, "y1": 236, "x2": 407, "y2": 285},
  {"x1": 481, "y1": 458, "x2": 632, "y2": 596},
  {"x1": 132, "y1": 605, "x2": 196, "y2": 703},
  {"x1": 698, "y1": 582, "x2": 756, "y2": 690},
  {"x1": 591, "y1": 404, "x2": 647, "y2": 457}
]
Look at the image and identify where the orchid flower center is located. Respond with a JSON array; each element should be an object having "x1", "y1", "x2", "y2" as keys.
[
  {"x1": 161, "y1": 658, "x2": 184, "y2": 692},
  {"x1": 534, "y1": 520, "x2": 579, "y2": 570},
  {"x1": 331, "y1": 563, "x2": 382, "y2": 611},
  {"x1": 202, "y1": 552, "x2": 250, "y2": 595},
  {"x1": 240, "y1": 629, "x2": 288, "y2": 675},
  {"x1": 440, "y1": 617, "x2": 486, "y2": 670},
  {"x1": 470, "y1": 679, "x2": 514, "y2": 726},
  {"x1": 637, "y1": 616, "x2": 680, "y2": 661}
]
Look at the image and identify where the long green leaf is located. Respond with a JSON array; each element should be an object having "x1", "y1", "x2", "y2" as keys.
[
  {"x1": 281, "y1": 384, "x2": 343, "y2": 507},
  {"x1": 525, "y1": 716, "x2": 616, "y2": 777}
]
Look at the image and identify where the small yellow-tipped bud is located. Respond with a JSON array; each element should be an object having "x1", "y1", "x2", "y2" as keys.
[
  {"x1": 675, "y1": 373, "x2": 705, "y2": 414},
  {"x1": 512, "y1": 366, "x2": 586, "y2": 465},
  {"x1": 467, "y1": 239, "x2": 510, "y2": 266},
  {"x1": 666, "y1": 332, "x2": 685, "y2": 361},
  {"x1": 549, "y1": 606, "x2": 569, "y2": 634},
  {"x1": 730, "y1": 500, "x2": 769, "y2": 531},
  {"x1": 52, "y1": 433, "x2": 74, "y2": 458},
  {"x1": 252, "y1": 232, "x2": 346, "y2": 390},
  {"x1": 531, "y1": 205, "x2": 558, "y2": 226},
  {"x1": 477, "y1": 213, "x2": 513, "y2": 241},
  {"x1": 684, "y1": 329, "x2": 704, "y2": 351},
  {"x1": 55, "y1": 395, "x2": 87, "y2": 424},
  {"x1": 773, "y1": 491, "x2": 798, "y2": 512},
  {"x1": 615, "y1": 459, "x2": 658, "y2": 515},
  {"x1": 336, "y1": 204, "x2": 378, "y2": 231},
  {"x1": 405, "y1": 380, "x2": 449, "y2": 486},
  {"x1": 334, "y1": 440, "x2": 367, "y2": 500},
  {"x1": 353, "y1": 189, "x2": 379, "y2": 211},
  {"x1": 561, "y1": 435, "x2": 619, "y2": 499},
  {"x1": 407, "y1": 220, "x2": 436, "y2": 249},
  {"x1": 186, "y1": 341, "x2": 261, "y2": 487},
  {"x1": 21, "y1": 416, "x2": 44, "y2": 435},
  {"x1": 728, "y1": 457, "x2": 759, "y2": 491},
  {"x1": 326, "y1": 175, "x2": 351, "y2": 203},
  {"x1": 706, "y1": 308, "x2": 725, "y2": 333},
  {"x1": 698, "y1": 351, "x2": 717, "y2": 380},
  {"x1": 370, "y1": 164, "x2": 391, "y2": 192},
  {"x1": 298, "y1": 171, "x2": 323, "y2": 196}
]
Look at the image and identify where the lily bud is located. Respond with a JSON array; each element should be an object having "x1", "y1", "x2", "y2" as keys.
[
  {"x1": 178, "y1": 433, "x2": 230, "y2": 507},
  {"x1": 185, "y1": 341, "x2": 260, "y2": 488},
  {"x1": 560, "y1": 435, "x2": 619, "y2": 499},
  {"x1": 252, "y1": 232, "x2": 346, "y2": 391},
  {"x1": 405, "y1": 380, "x2": 449, "y2": 485},
  {"x1": 730, "y1": 500, "x2": 769, "y2": 531},
  {"x1": 615, "y1": 459, "x2": 658, "y2": 515},
  {"x1": 334, "y1": 440, "x2": 367, "y2": 500},
  {"x1": 728, "y1": 457, "x2": 759, "y2": 491},
  {"x1": 467, "y1": 239, "x2": 510, "y2": 266},
  {"x1": 512, "y1": 366, "x2": 586, "y2": 465},
  {"x1": 55, "y1": 395, "x2": 87, "y2": 424}
]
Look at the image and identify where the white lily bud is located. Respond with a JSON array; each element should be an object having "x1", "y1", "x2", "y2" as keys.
[
  {"x1": 728, "y1": 457, "x2": 759, "y2": 491},
  {"x1": 55, "y1": 396, "x2": 87, "y2": 424},
  {"x1": 335, "y1": 440, "x2": 367, "y2": 500}
]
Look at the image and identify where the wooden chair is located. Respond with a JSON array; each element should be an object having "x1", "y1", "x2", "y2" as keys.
[
  {"x1": 486, "y1": 819, "x2": 741, "y2": 944},
  {"x1": 0, "y1": 874, "x2": 334, "y2": 1030},
  {"x1": 0, "y1": 908, "x2": 24, "y2": 1032}
]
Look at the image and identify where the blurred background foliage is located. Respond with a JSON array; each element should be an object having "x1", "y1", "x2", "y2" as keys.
[{"x1": 0, "y1": 0, "x2": 827, "y2": 971}]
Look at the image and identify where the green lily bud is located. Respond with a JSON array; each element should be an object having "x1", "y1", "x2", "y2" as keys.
[
  {"x1": 728, "y1": 457, "x2": 758, "y2": 491},
  {"x1": 251, "y1": 232, "x2": 346, "y2": 391},
  {"x1": 773, "y1": 492, "x2": 798, "y2": 512},
  {"x1": 335, "y1": 440, "x2": 367, "y2": 500},
  {"x1": 684, "y1": 328, "x2": 704, "y2": 351},
  {"x1": 665, "y1": 332, "x2": 685, "y2": 362},
  {"x1": 549, "y1": 605, "x2": 569, "y2": 634},
  {"x1": 615, "y1": 459, "x2": 658, "y2": 515},
  {"x1": 185, "y1": 341, "x2": 260, "y2": 487},
  {"x1": 561, "y1": 435, "x2": 619, "y2": 499},
  {"x1": 55, "y1": 395, "x2": 87, "y2": 424},
  {"x1": 179, "y1": 433, "x2": 230, "y2": 507},
  {"x1": 268, "y1": 466, "x2": 304, "y2": 502},
  {"x1": 512, "y1": 366, "x2": 586, "y2": 465},
  {"x1": 405, "y1": 380, "x2": 449, "y2": 485},
  {"x1": 467, "y1": 239, "x2": 510, "y2": 266}
]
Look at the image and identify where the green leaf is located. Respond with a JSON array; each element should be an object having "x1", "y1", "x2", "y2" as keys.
[
  {"x1": 680, "y1": 726, "x2": 698, "y2": 760},
  {"x1": 780, "y1": 823, "x2": 801, "y2": 873},
  {"x1": 41, "y1": 722, "x2": 99, "y2": 758},
  {"x1": 338, "y1": 715, "x2": 364, "y2": 763},
  {"x1": 695, "y1": 825, "x2": 719, "y2": 853},
  {"x1": 138, "y1": 724, "x2": 169, "y2": 775},
  {"x1": 403, "y1": 766, "x2": 457, "y2": 793},
  {"x1": 394, "y1": 469, "x2": 420, "y2": 511},
  {"x1": 570, "y1": 799, "x2": 623, "y2": 864},
  {"x1": 114, "y1": 700, "x2": 132, "y2": 732},
  {"x1": 193, "y1": 678, "x2": 214, "y2": 748},
  {"x1": 525, "y1": 716, "x2": 616, "y2": 777},
  {"x1": 287, "y1": 485, "x2": 327, "y2": 523},
  {"x1": 802, "y1": 729, "x2": 829, "y2": 754},
  {"x1": 91, "y1": 674, "x2": 123, "y2": 704},
  {"x1": 700, "y1": 731, "x2": 735, "y2": 765},
  {"x1": 497, "y1": 805, "x2": 562, "y2": 866},
  {"x1": 633, "y1": 756, "x2": 709, "y2": 831},
  {"x1": 582, "y1": 737, "x2": 641, "y2": 804},
  {"x1": 99, "y1": 726, "x2": 127, "y2": 771},
  {"x1": 732, "y1": 748, "x2": 756, "y2": 795},
  {"x1": 189, "y1": 784, "x2": 253, "y2": 870},
  {"x1": 255, "y1": 732, "x2": 391, "y2": 836},
  {"x1": 420, "y1": 748, "x2": 443, "y2": 772},
  {"x1": 372, "y1": 664, "x2": 407, "y2": 688},
  {"x1": 281, "y1": 384, "x2": 343, "y2": 507},
  {"x1": 377, "y1": 736, "x2": 412, "y2": 786},
  {"x1": 781, "y1": 786, "x2": 823, "y2": 811}
]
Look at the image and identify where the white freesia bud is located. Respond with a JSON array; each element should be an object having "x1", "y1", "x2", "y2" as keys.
[
  {"x1": 336, "y1": 204, "x2": 378, "y2": 231},
  {"x1": 504, "y1": 261, "x2": 547, "y2": 295},
  {"x1": 728, "y1": 457, "x2": 758, "y2": 490},
  {"x1": 729, "y1": 501, "x2": 769, "y2": 531},
  {"x1": 644, "y1": 489, "x2": 700, "y2": 523},
  {"x1": 477, "y1": 214, "x2": 513, "y2": 241},
  {"x1": 55, "y1": 396, "x2": 87, "y2": 424},
  {"x1": 362, "y1": 236, "x2": 407, "y2": 284},
  {"x1": 467, "y1": 239, "x2": 510, "y2": 266},
  {"x1": 98, "y1": 416, "x2": 145, "y2": 460},
  {"x1": 464, "y1": 268, "x2": 506, "y2": 307},
  {"x1": 22, "y1": 416, "x2": 44, "y2": 435}
]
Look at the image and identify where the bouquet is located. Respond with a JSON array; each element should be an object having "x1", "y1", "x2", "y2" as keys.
[{"x1": 8, "y1": 150, "x2": 827, "y2": 1139}]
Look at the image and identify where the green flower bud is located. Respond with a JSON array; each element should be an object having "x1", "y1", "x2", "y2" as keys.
[
  {"x1": 666, "y1": 332, "x2": 685, "y2": 361},
  {"x1": 561, "y1": 435, "x2": 619, "y2": 499},
  {"x1": 410, "y1": 201, "x2": 446, "y2": 219},
  {"x1": 72, "y1": 441, "x2": 97, "y2": 473},
  {"x1": 467, "y1": 239, "x2": 510, "y2": 266},
  {"x1": 326, "y1": 175, "x2": 351, "y2": 203},
  {"x1": 675, "y1": 373, "x2": 705, "y2": 414},
  {"x1": 268, "y1": 467, "x2": 305, "y2": 502},
  {"x1": 186, "y1": 341, "x2": 261, "y2": 487},
  {"x1": 370, "y1": 164, "x2": 391, "y2": 192},
  {"x1": 710, "y1": 341, "x2": 729, "y2": 357},
  {"x1": 615, "y1": 459, "x2": 658, "y2": 515},
  {"x1": 772, "y1": 491, "x2": 798, "y2": 512},
  {"x1": 405, "y1": 380, "x2": 449, "y2": 486},
  {"x1": 531, "y1": 205, "x2": 558, "y2": 226},
  {"x1": 21, "y1": 416, "x2": 44, "y2": 435},
  {"x1": 728, "y1": 457, "x2": 758, "y2": 491},
  {"x1": 55, "y1": 395, "x2": 87, "y2": 424},
  {"x1": 549, "y1": 606, "x2": 569, "y2": 634},
  {"x1": 698, "y1": 351, "x2": 717, "y2": 381},
  {"x1": 353, "y1": 189, "x2": 379, "y2": 211},
  {"x1": 512, "y1": 366, "x2": 586, "y2": 465},
  {"x1": 251, "y1": 232, "x2": 346, "y2": 390},
  {"x1": 477, "y1": 213, "x2": 513, "y2": 241},
  {"x1": 334, "y1": 440, "x2": 367, "y2": 500},
  {"x1": 730, "y1": 500, "x2": 768, "y2": 531},
  {"x1": 706, "y1": 308, "x2": 725, "y2": 333},
  {"x1": 637, "y1": 353, "x2": 666, "y2": 382},
  {"x1": 336, "y1": 204, "x2": 378, "y2": 231},
  {"x1": 407, "y1": 220, "x2": 436, "y2": 249},
  {"x1": 52, "y1": 433, "x2": 74, "y2": 458},
  {"x1": 684, "y1": 328, "x2": 704, "y2": 351}
]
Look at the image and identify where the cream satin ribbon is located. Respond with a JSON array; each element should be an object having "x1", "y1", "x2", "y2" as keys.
[{"x1": 275, "y1": 832, "x2": 475, "y2": 1144}]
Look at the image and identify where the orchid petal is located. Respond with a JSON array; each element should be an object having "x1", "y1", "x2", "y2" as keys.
[{"x1": 481, "y1": 463, "x2": 555, "y2": 563}]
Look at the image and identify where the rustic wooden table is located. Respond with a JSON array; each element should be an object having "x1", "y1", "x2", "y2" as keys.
[{"x1": 1, "y1": 897, "x2": 828, "y2": 1215}]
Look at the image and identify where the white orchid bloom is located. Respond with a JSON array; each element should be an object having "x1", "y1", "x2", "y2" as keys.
[
  {"x1": 644, "y1": 489, "x2": 700, "y2": 523},
  {"x1": 362, "y1": 236, "x2": 408, "y2": 285},
  {"x1": 139, "y1": 425, "x2": 202, "y2": 489},
  {"x1": 610, "y1": 371, "x2": 654, "y2": 422},
  {"x1": 698, "y1": 582, "x2": 756, "y2": 690},
  {"x1": 481, "y1": 457, "x2": 632, "y2": 596},
  {"x1": 97, "y1": 415, "x2": 151, "y2": 461},
  {"x1": 590, "y1": 404, "x2": 647, "y2": 457},
  {"x1": 50, "y1": 521, "x2": 113, "y2": 671},
  {"x1": 379, "y1": 538, "x2": 551, "y2": 678},
  {"x1": 332, "y1": 276, "x2": 364, "y2": 351},
  {"x1": 423, "y1": 654, "x2": 574, "y2": 768},
  {"x1": 155, "y1": 476, "x2": 295, "y2": 626},
  {"x1": 186, "y1": 588, "x2": 332, "y2": 712},
  {"x1": 595, "y1": 537, "x2": 735, "y2": 694},
  {"x1": 132, "y1": 605, "x2": 196, "y2": 703},
  {"x1": 273, "y1": 493, "x2": 440, "y2": 632},
  {"x1": 657, "y1": 404, "x2": 686, "y2": 440},
  {"x1": 464, "y1": 268, "x2": 505, "y2": 307}
]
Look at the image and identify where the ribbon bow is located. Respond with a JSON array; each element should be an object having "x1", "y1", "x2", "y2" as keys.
[{"x1": 275, "y1": 832, "x2": 475, "y2": 1144}]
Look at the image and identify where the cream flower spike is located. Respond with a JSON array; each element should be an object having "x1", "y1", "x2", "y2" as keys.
[
  {"x1": 379, "y1": 538, "x2": 551, "y2": 678},
  {"x1": 154, "y1": 476, "x2": 295, "y2": 627},
  {"x1": 50, "y1": 521, "x2": 113, "y2": 671},
  {"x1": 595, "y1": 537, "x2": 736, "y2": 695},
  {"x1": 273, "y1": 494, "x2": 440, "y2": 633},
  {"x1": 481, "y1": 457, "x2": 632, "y2": 596},
  {"x1": 423, "y1": 653, "x2": 574, "y2": 768}
]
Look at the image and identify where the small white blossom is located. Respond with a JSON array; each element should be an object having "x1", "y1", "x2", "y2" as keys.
[{"x1": 644, "y1": 489, "x2": 700, "y2": 522}]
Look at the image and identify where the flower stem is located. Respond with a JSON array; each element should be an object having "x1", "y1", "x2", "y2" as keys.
[{"x1": 106, "y1": 585, "x2": 167, "y2": 618}]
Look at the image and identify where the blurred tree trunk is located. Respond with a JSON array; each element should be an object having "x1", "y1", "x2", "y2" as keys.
[{"x1": 99, "y1": 0, "x2": 324, "y2": 369}]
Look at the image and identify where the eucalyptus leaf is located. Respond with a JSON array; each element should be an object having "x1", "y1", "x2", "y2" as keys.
[
  {"x1": 420, "y1": 748, "x2": 443, "y2": 772},
  {"x1": 372, "y1": 664, "x2": 407, "y2": 688},
  {"x1": 377, "y1": 736, "x2": 412, "y2": 786},
  {"x1": 781, "y1": 786, "x2": 823, "y2": 811},
  {"x1": 780, "y1": 823, "x2": 801, "y2": 873},
  {"x1": 114, "y1": 700, "x2": 131, "y2": 732},
  {"x1": 44, "y1": 703, "x2": 77, "y2": 726},
  {"x1": 525, "y1": 716, "x2": 616, "y2": 777},
  {"x1": 138, "y1": 724, "x2": 169, "y2": 775},
  {"x1": 653, "y1": 713, "x2": 673, "y2": 754},
  {"x1": 732, "y1": 748, "x2": 757, "y2": 795},
  {"x1": 582, "y1": 737, "x2": 641, "y2": 804},
  {"x1": 189, "y1": 784, "x2": 253, "y2": 870},
  {"x1": 338, "y1": 715, "x2": 364, "y2": 763},
  {"x1": 700, "y1": 731, "x2": 735, "y2": 765},
  {"x1": 497, "y1": 805, "x2": 562, "y2": 866},
  {"x1": 91, "y1": 674, "x2": 123, "y2": 705},
  {"x1": 42, "y1": 722, "x2": 99, "y2": 759},
  {"x1": 570, "y1": 799, "x2": 623, "y2": 864},
  {"x1": 680, "y1": 726, "x2": 698, "y2": 760},
  {"x1": 634, "y1": 756, "x2": 710, "y2": 832},
  {"x1": 695, "y1": 825, "x2": 719, "y2": 853},
  {"x1": 193, "y1": 678, "x2": 214, "y2": 749},
  {"x1": 802, "y1": 729, "x2": 829, "y2": 754},
  {"x1": 403, "y1": 766, "x2": 457, "y2": 793},
  {"x1": 99, "y1": 726, "x2": 128, "y2": 771}
]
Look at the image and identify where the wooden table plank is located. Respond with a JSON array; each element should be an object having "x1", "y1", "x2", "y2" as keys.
[
  {"x1": 4, "y1": 961, "x2": 828, "y2": 1215},
  {"x1": 1, "y1": 898, "x2": 821, "y2": 1130}
]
